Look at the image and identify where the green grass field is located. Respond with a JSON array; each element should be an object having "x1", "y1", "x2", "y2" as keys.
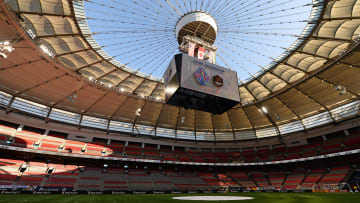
[{"x1": 0, "y1": 193, "x2": 359, "y2": 203}]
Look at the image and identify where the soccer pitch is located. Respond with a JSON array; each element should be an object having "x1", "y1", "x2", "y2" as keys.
[{"x1": 0, "y1": 193, "x2": 359, "y2": 203}]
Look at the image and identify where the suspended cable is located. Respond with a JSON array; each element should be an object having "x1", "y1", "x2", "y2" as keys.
[{"x1": 81, "y1": 0, "x2": 315, "y2": 80}]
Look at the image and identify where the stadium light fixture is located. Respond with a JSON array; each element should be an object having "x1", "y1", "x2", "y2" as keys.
[
  {"x1": 46, "y1": 167, "x2": 55, "y2": 175},
  {"x1": 274, "y1": 113, "x2": 280, "y2": 120},
  {"x1": 259, "y1": 106, "x2": 268, "y2": 114},
  {"x1": 26, "y1": 28, "x2": 36, "y2": 39},
  {"x1": 0, "y1": 41, "x2": 14, "y2": 59},
  {"x1": 336, "y1": 85, "x2": 347, "y2": 95},
  {"x1": 58, "y1": 144, "x2": 65, "y2": 150},
  {"x1": 67, "y1": 95, "x2": 75, "y2": 103},
  {"x1": 33, "y1": 140, "x2": 41, "y2": 148},
  {"x1": 19, "y1": 164, "x2": 27, "y2": 173},
  {"x1": 39, "y1": 44, "x2": 55, "y2": 58},
  {"x1": 67, "y1": 92, "x2": 78, "y2": 103},
  {"x1": 101, "y1": 149, "x2": 106, "y2": 155},
  {"x1": 5, "y1": 137, "x2": 14, "y2": 144},
  {"x1": 136, "y1": 108, "x2": 141, "y2": 116},
  {"x1": 181, "y1": 116, "x2": 185, "y2": 124}
]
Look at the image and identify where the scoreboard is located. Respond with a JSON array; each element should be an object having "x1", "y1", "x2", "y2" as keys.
[{"x1": 163, "y1": 54, "x2": 240, "y2": 114}]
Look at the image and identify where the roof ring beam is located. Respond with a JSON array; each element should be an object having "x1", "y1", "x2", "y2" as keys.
[
  {"x1": 56, "y1": 48, "x2": 92, "y2": 57},
  {"x1": 75, "y1": 59, "x2": 106, "y2": 72},
  {"x1": 130, "y1": 79, "x2": 147, "y2": 95},
  {"x1": 115, "y1": 74, "x2": 133, "y2": 90},
  {"x1": 322, "y1": 16, "x2": 360, "y2": 21},
  {"x1": 36, "y1": 33, "x2": 82, "y2": 39},
  {"x1": 310, "y1": 36, "x2": 352, "y2": 43},
  {"x1": 14, "y1": 11, "x2": 73, "y2": 17},
  {"x1": 295, "y1": 50, "x2": 330, "y2": 60},
  {"x1": 95, "y1": 69, "x2": 117, "y2": 81}
]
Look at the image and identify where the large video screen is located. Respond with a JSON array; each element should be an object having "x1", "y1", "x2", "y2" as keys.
[
  {"x1": 180, "y1": 54, "x2": 240, "y2": 102},
  {"x1": 163, "y1": 58, "x2": 177, "y2": 87}
]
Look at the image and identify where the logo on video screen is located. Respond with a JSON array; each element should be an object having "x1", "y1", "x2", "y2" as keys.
[
  {"x1": 194, "y1": 67, "x2": 209, "y2": 86},
  {"x1": 213, "y1": 75, "x2": 224, "y2": 87}
]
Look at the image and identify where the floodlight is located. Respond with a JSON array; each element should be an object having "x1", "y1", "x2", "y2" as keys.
[
  {"x1": 0, "y1": 41, "x2": 14, "y2": 58},
  {"x1": 46, "y1": 167, "x2": 55, "y2": 175},
  {"x1": 19, "y1": 164, "x2": 27, "y2": 172},
  {"x1": 261, "y1": 106, "x2": 268, "y2": 114},
  {"x1": 58, "y1": 144, "x2": 65, "y2": 150}
]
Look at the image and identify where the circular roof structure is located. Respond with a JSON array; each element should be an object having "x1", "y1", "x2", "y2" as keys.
[
  {"x1": 0, "y1": 0, "x2": 360, "y2": 142},
  {"x1": 83, "y1": 0, "x2": 315, "y2": 81}
]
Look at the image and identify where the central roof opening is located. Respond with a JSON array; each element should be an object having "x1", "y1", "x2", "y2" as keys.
[
  {"x1": 83, "y1": 0, "x2": 314, "y2": 81},
  {"x1": 176, "y1": 12, "x2": 217, "y2": 45}
]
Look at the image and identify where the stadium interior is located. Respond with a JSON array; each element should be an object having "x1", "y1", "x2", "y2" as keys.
[{"x1": 0, "y1": 0, "x2": 360, "y2": 201}]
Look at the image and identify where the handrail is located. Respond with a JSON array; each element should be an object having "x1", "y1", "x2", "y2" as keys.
[{"x1": 0, "y1": 144, "x2": 358, "y2": 166}]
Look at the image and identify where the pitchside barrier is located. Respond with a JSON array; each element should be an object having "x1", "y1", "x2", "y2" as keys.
[
  {"x1": 313, "y1": 183, "x2": 352, "y2": 192},
  {"x1": 0, "y1": 186, "x2": 319, "y2": 194}
]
